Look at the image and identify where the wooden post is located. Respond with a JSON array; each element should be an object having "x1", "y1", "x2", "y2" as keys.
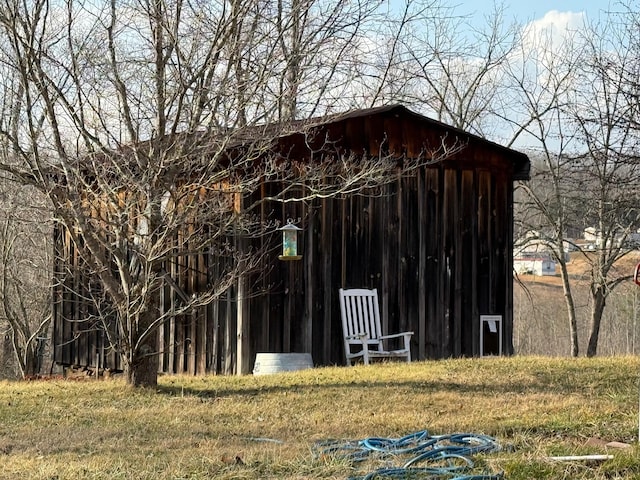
[
  {"x1": 303, "y1": 206, "x2": 313, "y2": 354},
  {"x1": 196, "y1": 247, "x2": 207, "y2": 374},
  {"x1": 321, "y1": 197, "x2": 333, "y2": 364},
  {"x1": 188, "y1": 228, "x2": 196, "y2": 374},
  {"x1": 417, "y1": 169, "x2": 426, "y2": 359},
  {"x1": 236, "y1": 192, "x2": 250, "y2": 375},
  {"x1": 224, "y1": 289, "x2": 234, "y2": 375},
  {"x1": 236, "y1": 268, "x2": 249, "y2": 374}
]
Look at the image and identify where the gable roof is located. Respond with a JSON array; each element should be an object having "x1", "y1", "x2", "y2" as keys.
[
  {"x1": 82, "y1": 104, "x2": 530, "y2": 183},
  {"x1": 267, "y1": 104, "x2": 530, "y2": 181}
]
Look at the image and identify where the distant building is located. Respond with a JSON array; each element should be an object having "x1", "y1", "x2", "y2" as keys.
[
  {"x1": 584, "y1": 227, "x2": 598, "y2": 243},
  {"x1": 514, "y1": 231, "x2": 558, "y2": 275},
  {"x1": 513, "y1": 253, "x2": 556, "y2": 276},
  {"x1": 581, "y1": 226, "x2": 640, "y2": 250}
]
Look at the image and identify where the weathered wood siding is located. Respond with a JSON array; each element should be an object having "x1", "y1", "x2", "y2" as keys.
[
  {"x1": 52, "y1": 105, "x2": 528, "y2": 374},
  {"x1": 255, "y1": 162, "x2": 514, "y2": 368},
  {"x1": 52, "y1": 225, "x2": 121, "y2": 371}
]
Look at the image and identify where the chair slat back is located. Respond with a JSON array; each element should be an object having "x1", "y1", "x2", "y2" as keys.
[{"x1": 339, "y1": 288, "x2": 383, "y2": 341}]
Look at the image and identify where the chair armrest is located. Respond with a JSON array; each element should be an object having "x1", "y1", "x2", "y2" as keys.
[
  {"x1": 345, "y1": 333, "x2": 369, "y2": 341},
  {"x1": 379, "y1": 331, "x2": 413, "y2": 341}
]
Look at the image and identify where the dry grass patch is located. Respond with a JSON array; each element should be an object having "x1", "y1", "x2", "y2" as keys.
[{"x1": 0, "y1": 356, "x2": 639, "y2": 479}]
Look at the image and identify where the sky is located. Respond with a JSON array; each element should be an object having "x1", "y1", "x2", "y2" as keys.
[
  {"x1": 436, "y1": 1, "x2": 613, "y2": 151},
  {"x1": 456, "y1": 1, "x2": 608, "y2": 24}
]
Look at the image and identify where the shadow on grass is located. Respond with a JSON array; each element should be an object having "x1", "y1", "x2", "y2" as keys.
[{"x1": 155, "y1": 368, "x2": 620, "y2": 399}]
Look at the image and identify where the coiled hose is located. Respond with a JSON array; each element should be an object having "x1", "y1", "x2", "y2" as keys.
[{"x1": 315, "y1": 429, "x2": 503, "y2": 479}]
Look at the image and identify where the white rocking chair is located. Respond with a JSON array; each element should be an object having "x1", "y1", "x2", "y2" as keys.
[{"x1": 338, "y1": 288, "x2": 413, "y2": 366}]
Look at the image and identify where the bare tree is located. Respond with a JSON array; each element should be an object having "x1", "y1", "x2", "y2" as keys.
[
  {"x1": 394, "y1": 2, "x2": 521, "y2": 136},
  {"x1": 567, "y1": 7, "x2": 640, "y2": 356},
  {"x1": 0, "y1": 180, "x2": 51, "y2": 378},
  {"x1": 0, "y1": 0, "x2": 456, "y2": 386},
  {"x1": 0, "y1": 41, "x2": 52, "y2": 377},
  {"x1": 271, "y1": 0, "x2": 381, "y2": 120},
  {"x1": 507, "y1": 3, "x2": 640, "y2": 357},
  {"x1": 505, "y1": 21, "x2": 585, "y2": 356}
]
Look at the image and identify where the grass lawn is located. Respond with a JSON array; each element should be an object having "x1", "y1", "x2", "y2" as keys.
[{"x1": 1, "y1": 356, "x2": 640, "y2": 479}]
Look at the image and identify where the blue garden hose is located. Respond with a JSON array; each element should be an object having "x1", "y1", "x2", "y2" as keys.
[
  {"x1": 362, "y1": 430, "x2": 437, "y2": 454},
  {"x1": 360, "y1": 469, "x2": 502, "y2": 480},
  {"x1": 315, "y1": 429, "x2": 503, "y2": 480}
]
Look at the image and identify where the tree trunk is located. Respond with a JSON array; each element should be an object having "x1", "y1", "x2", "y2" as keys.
[
  {"x1": 125, "y1": 304, "x2": 160, "y2": 387},
  {"x1": 558, "y1": 260, "x2": 579, "y2": 357},
  {"x1": 11, "y1": 332, "x2": 39, "y2": 378},
  {"x1": 122, "y1": 190, "x2": 165, "y2": 387},
  {"x1": 126, "y1": 328, "x2": 159, "y2": 387},
  {"x1": 23, "y1": 344, "x2": 39, "y2": 377},
  {"x1": 587, "y1": 286, "x2": 606, "y2": 357}
]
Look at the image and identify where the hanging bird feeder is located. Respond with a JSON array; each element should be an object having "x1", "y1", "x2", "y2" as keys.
[{"x1": 278, "y1": 220, "x2": 302, "y2": 261}]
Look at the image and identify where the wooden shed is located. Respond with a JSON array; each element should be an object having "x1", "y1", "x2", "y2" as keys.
[{"x1": 52, "y1": 105, "x2": 530, "y2": 374}]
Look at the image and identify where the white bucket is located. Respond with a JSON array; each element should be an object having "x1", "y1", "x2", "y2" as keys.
[{"x1": 253, "y1": 353, "x2": 313, "y2": 375}]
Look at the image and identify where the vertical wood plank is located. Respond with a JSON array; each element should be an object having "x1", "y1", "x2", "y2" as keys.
[
  {"x1": 197, "y1": 244, "x2": 207, "y2": 374},
  {"x1": 425, "y1": 167, "x2": 440, "y2": 358},
  {"x1": 188, "y1": 227, "x2": 196, "y2": 375},
  {"x1": 168, "y1": 283, "x2": 176, "y2": 374},
  {"x1": 72, "y1": 231, "x2": 81, "y2": 366},
  {"x1": 321, "y1": 197, "x2": 333, "y2": 364},
  {"x1": 260, "y1": 179, "x2": 270, "y2": 356},
  {"x1": 341, "y1": 198, "x2": 347, "y2": 287},
  {"x1": 224, "y1": 288, "x2": 235, "y2": 375},
  {"x1": 302, "y1": 200, "x2": 313, "y2": 353},
  {"x1": 495, "y1": 175, "x2": 512, "y2": 354},
  {"x1": 460, "y1": 170, "x2": 477, "y2": 355},
  {"x1": 176, "y1": 240, "x2": 186, "y2": 373},
  {"x1": 417, "y1": 168, "x2": 427, "y2": 359},
  {"x1": 209, "y1": 298, "x2": 218, "y2": 373},
  {"x1": 236, "y1": 269, "x2": 249, "y2": 373},
  {"x1": 236, "y1": 191, "x2": 251, "y2": 373},
  {"x1": 158, "y1": 269, "x2": 166, "y2": 373},
  {"x1": 505, "y1": 178, "x2": 515, "y2": 355},
  {"x1": 477, "y1": 170, "x2": 492, "y2": 318},
  {"x1": 442, "y1": 169, "x2": 457, "y2": 356}
]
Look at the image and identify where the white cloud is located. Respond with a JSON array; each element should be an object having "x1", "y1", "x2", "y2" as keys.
[
  {"x1": 523, "y1": 10, "x2": 587, "y2": 53},
  {"x1": 534, "y1": 10, "x2": 586, "y2": 29}
]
